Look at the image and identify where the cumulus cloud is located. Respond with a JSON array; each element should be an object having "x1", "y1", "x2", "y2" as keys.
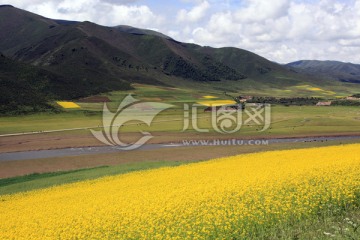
[
  {"x1": 176, "y1": 0, "x2": 360, "y2": 63},
  {"x1": 235, "y1": 0, "x2": 290, "y2": 23},
  {"x1": 1, "y1": 0, "x2": 163, "y2": 28},
  {"x1": 104, "y1": 5, "x2": 163, "y2": 27},
  {"x1": 102, "y1": 0, "x2": 140, "y2": 4},
  {"x1": 179, "y1": 0, "x2": 205, "y2": 4},
  {"x1": 177, "y1": 0, "x2": 210, "y2": 22}
]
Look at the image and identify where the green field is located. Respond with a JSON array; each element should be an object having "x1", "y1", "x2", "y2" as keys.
[
  {"x1": 1, "y1": 102, "x2": 359, "y2": 136},
  {"x1": 0, "y1": 161, "x2": 187, "y2": 196},
  {"x1": 1, "y1": 83, "x2": 359, "y2": 134},
  {"x1": 1, "y1": 83, "x2": 359, "y2": 187}
]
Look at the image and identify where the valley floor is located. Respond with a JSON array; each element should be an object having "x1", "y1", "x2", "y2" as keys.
[{"x1": 0, "y1": 104, "x2": 359, "y2": 179}]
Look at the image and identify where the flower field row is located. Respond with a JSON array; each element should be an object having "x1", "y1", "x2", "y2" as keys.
[
  {"x1": 1, "y1": 144, "x2": 360, "y2": 239},
  {"x1": 56, "y1": 101, "x2": 81, "y2": 109}
]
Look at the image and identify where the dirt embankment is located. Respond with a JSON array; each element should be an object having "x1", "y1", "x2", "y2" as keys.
[
  {"x1": 1, "y1": 139, "x2": 359, "y2": 178},
  {"x1": 1, "y1": 131, "x2": 360, "y2": 154}
]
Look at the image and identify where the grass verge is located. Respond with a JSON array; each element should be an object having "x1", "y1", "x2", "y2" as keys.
[
  {"x1": 0, "y1": 161, "x2": 188, "y2": 196},
  {"x1": 258, "y1": 201, "x2": 360, "y2": 239}
]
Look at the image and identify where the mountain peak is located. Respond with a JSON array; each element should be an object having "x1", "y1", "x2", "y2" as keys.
[
  {"x1": 0, "y1": 5, "x2": 14, "y2": 8},
  {"x1": 115, "y1": 25, "x2": 173, "y2": 40}
]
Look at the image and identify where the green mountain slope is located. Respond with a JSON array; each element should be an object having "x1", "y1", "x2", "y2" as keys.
[
  {"x1": 286, "y1": 60, "x2": 360, "y2": 84},
  {"x1": 0, "y1": 5, "x2": 304, "y2": 86},
  {"x1": 0, "y1": 5, "x2": 359, "y2": 114},
  {"x1": 0, "y1": 53, "x2": 67, "y2": 114}
]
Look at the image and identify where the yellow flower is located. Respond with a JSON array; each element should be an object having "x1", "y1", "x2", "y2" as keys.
[
  {"x1": 202, "y1": 96, "x2": 218, "y2": 99},
  {"x1": 57, "y1": 101, "x2": 81, "y2": 109},
  {"x1": 1, "y1": 144, "x2": 360, "y2": 239},
  {"x1": 197, "y1": 100, "x2": 236, "y2": 106}
]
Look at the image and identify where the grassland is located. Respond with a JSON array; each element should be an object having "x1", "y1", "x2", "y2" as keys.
[
  {"x1": 0, "y1": 84, "x2": 359, "y2": 132},
  {"x1": 1, "y1": 104, "x2": 359, "y2": 136},
  {"x1": 0, "y1": 83, "x2": 359, "y2": 160},
  {"x1": 0, "y1": 161, "x2": 187, "y2": 196},
  {"x1": 0, "y1": 83, "x2": 359, "y2": 183},
  {"x1": 1, "y1": 104, "x2": 359, "y2": 156}
]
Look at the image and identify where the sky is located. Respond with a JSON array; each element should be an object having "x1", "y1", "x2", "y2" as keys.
[{"x1": 2, "y1": 0, "x2": 360, "y2": 63}]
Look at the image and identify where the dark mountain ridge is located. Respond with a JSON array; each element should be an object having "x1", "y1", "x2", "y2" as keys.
[
  {"x1": 0, "y1": 5, "x2": 292, "y2": 84},
  {"x1": 286, "y1": 60, "x2": 360, "y2": 84}
]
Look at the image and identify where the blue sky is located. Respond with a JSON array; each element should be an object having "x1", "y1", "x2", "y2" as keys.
[{"x1": 2, "y1": 0, "x2": 360, "y2": 63}]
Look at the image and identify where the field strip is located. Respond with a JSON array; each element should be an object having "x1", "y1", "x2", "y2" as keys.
[{"x1": 0, "y1": 116, "x2": 211, "y2": 137}]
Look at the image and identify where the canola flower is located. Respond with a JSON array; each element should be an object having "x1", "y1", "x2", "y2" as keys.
[
  {"x1": 308, "y1": 87, "x2": 323, "y2": 91},
  {"x1": 197, "y1": 99, "x2": 236, "y2": 106},
  {"x1": 307, "y1": 87, "x2": 336, "y2": 95},
  {"x1": 57, "y1": 101, "x2": 81, "y2": 109},
  {"x1": 1, "y1": 144, "x2": 360, "y2": 239},
  {"x1": 202, "y1": 96, "x2": 218, "y2": 99},
  {"x1": 293, "y1": 85, "x2": 336, "y2": 95}
]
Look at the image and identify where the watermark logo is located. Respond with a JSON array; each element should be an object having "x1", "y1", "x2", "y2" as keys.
[
  {"x1": 244, "y1": 104, "x2": 271, "y2": 131},
  {"x1": 183, "y1": 103, "x2": 271, "y2": 133},
  {"x1": 91, "y1": 94, "x2": 173, "y2": 150},
  {"x1": 92, "y1": 95, "x2": 271, "y2": 150},
  {"x1": 182, "y1": 139, "x2": 269, "y2": 146}
]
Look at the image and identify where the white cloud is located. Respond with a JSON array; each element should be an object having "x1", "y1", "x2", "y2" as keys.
[
  {"x1": 2, "y1": 0, "x2": 163, "y2": 28},
  {"x1": 176, "y1": 0, "x2": 360, "y2": 63},
  {"x1": 235, "y1": 0, "x2": 290, "y2": 23},
  {"x1": 339, "y1": 39, "x2": 360, "y2": 47},
  {"x1": 179, "y1": 0, "x2": 205, "y2": 4},
  {"x1": 102, "y1": 0, "x2": 140, "y2": 4},
  {"x1": 102, "y1": 5, "x2": 163, "y2": 27},
  {"x1": 177, "y1": 0, "x2": 210, "y2": 23}
]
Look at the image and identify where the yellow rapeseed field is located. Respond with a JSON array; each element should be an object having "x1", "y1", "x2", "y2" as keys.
[
  {"x1": 294, "y1": 85, "x2": 336, "y2": 95},
  {"x1": 56, "y1": 101, "x2": 81, "y2": 109},
  {"x1": 197, "y1": 99, "x2": 236, "y2": 106},
  {"x1": 1, "y1": 144, "x2": 360, "y2": 239},
  {"x1": 308, "y1": 87, "x2": 323, "y2": 91},
  {"x1": 202, "y1": 95, "x2": 218, "y2": 99},
  {"x1": 307, "y1": 87, "x2": 336, "y2": 95}
]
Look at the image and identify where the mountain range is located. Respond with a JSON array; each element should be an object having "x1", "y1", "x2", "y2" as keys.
[
  {"x1": 0, "y1": 5, "x2": 359, "y2": 113},
  {"x1": 286, "y1": 60, "x2": 360, "y2": 84}
]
